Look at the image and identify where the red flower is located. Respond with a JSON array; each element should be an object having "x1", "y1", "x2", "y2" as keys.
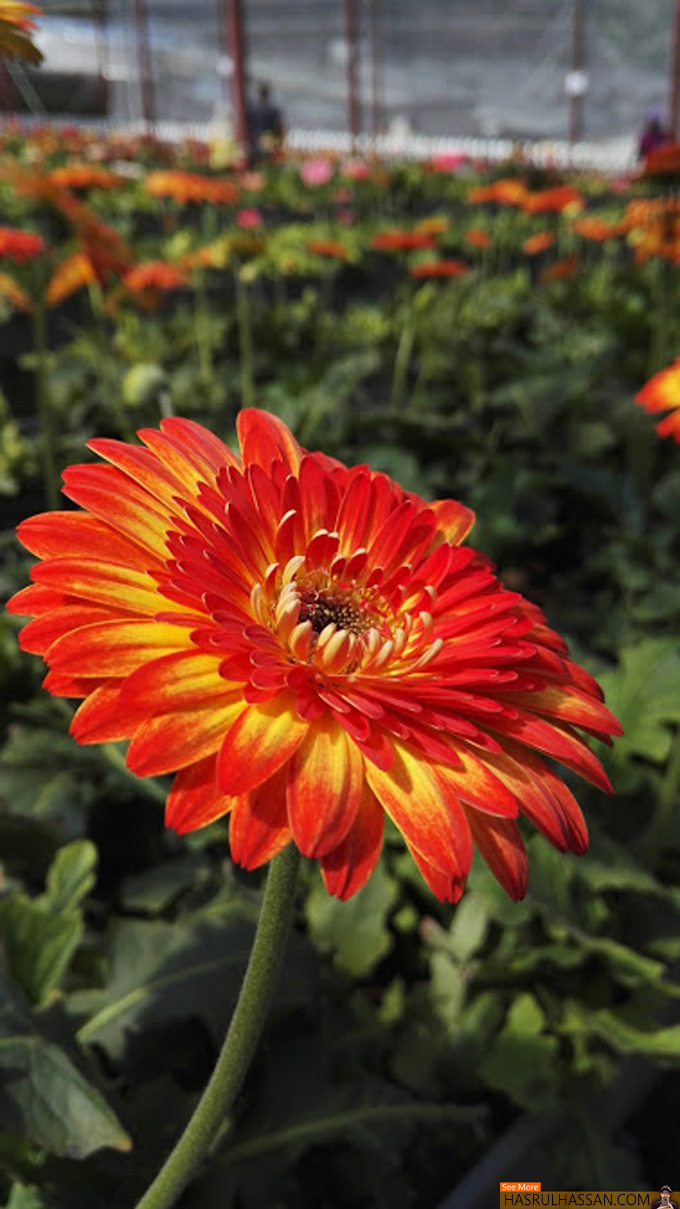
[
  {"x1": 123, "y1": 262, "x2": 187, "y2": 294},
  {"x1": 8, "y1": 411, "x2": 621, "y2": 903},
  {"x1": 48, "y1": 163, "x2": 123, "y2": 191},
  {"x1": 372, "y1": 229, "x2": 439, "y2": 252},
  {"x1": 635, "y1": 358, "x2": 680, "y2": 442},
  {"x1": 538, "y1": 255, "x2": 579, "y2": 283},
  {"x1": 306, "y1": 240, "x2": 348, "y2": 260},
  {"x1": 522, "y1": 231, "x2": 555, "y2": 257},
  {"x1": 467, "y1": 179, "x2": 527, "y2": 207},
  {"x1": 0, "y1": 226, "x2": 44, "y2": 263},
  {"x1": 465, "y1": 228, "x2": 491, "y2": 250},
  {"x1": 521, "y1": 186, "x2": 584, "y2": 215},
  {"x1": 409, "y1": 259, "x2": 469, "y2": 278}
]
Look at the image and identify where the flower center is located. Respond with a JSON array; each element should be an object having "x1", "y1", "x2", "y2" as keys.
[{"x1": 298, "y1": 585, "x2": 373, "y2": 636}]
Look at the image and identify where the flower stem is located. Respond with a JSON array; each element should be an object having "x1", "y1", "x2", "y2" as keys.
[
  {"x1": 390, "y1": 300, "x2": 416, "y2": 411},
  {"x1": 234, "y1": 266, "x2": 256, "y2": 409},
  {"x1": 32, "y1": 297, "x2": 59, "y2": 511},
  {"x1": 134, "y1": 843, "x2": 301, "y2": 1209}
]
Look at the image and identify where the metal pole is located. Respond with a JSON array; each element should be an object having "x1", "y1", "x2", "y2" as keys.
[
  {"x1": 669, "y1": 0, "x2": 680, "y2": 139},
  {"x1": 568, "y1": 0, "x2": 585, "y2": 144},
  {"x1": 132, "y1": 0, "x2": 155, "y2": 129},
  {"x1": 224, "y1": 0, "x2": 249, "y2": 156},
  {"x1": 346, "y1": 0, "x2": 360, "y2": 152},
  {"x1": 369, "y1": 0, "x2": 383, "y2": 146}
]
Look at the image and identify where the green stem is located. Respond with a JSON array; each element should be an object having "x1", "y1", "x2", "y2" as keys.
[
  {"x1": 234, "y1": 266, "x2": 256, "y2": 409},
  {"x1": 33, "y1": 297, "x2": 59, "y2": 510},
  {"x1": 390, "y1": 302, "x2": 416, "y2": 411},
  {"x1": 194, "y1": 272, "x2": 213, "y2": 387},
  {"x1": 134, "y1": 843, "x2": 301, "y2": 1209}
]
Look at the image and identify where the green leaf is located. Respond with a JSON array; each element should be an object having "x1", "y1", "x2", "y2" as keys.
[
  {"x1": 562, "y1": 1003, "x2": 680, "y2": 1060},
  {"x1": 0, "y1": 895, "x2": 81, "y2": 1008},
  {"x1": 41, "y1": 840, "x2": 97, "y2": 915},
  {"x1": 305, "y1": 860, "x2": 398, "y2": 977},
  {"x1": 74, "y1": 904, "x2": 254, "y2": 1054},
  {"x1": 598, "y1": 639, "x2": 680, "y2": 763},
  {"x1": 2, "y1": 1185, "x2": 47, "y2": 1209},
  {"x1": 0, "y1": 841, "x2": 97, "y2": 1007},
  {"x1": 0, "y1": 1030, "x2": 131, "y2": 1158},
  {"x1": 479, "y1": 993, "x2": 560, "y2": 1110}
]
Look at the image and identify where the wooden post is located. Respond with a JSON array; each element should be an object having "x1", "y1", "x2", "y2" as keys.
[
  {"x1": 568, "y1": 0, "x2": 586, "y2": 144},
  {"x1": 225, "y1": 0, "x2": 249, "y2": 156},
  {"x1": 132, "y1": 0, "x2": 154, "y2": 129},
  {"x1": 669, "y1": 0, "x2": 680, "y2": 139},
  {"x1": 346, "y1": 0, "x2": 360, "y2": 152},
  {"x1": 369, "y1": 0, "x2": 383, "y2": 146}
]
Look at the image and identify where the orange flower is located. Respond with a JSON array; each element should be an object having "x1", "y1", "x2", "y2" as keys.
[
  {"x1": 372, "y1": 229, "x2": 439, "y2": 252},
  {"x1": 306, "y1": 240, "x2": 348, "y2": 260},
  {"x1": 522, "y1": 186, "x2": 584, "y2": 215},
  {"x1": 0, "y1": 226, "x2": 44, "y2": 263},
  {"x1": 48, "y1": 163, "x2": 123, "y2": 191},
  {"x1": 467, "y1": 178, "x2": 527, "y2": 207},
  {"x1": 0, "y1": 268, "x2": 31, "y2": 310},
  {"x1": 635, "y1": 358, "x2": 680, "y2": 442},
  {"x1": 415, "y1": 216, "x2": 450, "y2": 236},
  {"x1": 409, "y1": 259, "x2": 469, "y2": 278},
  {"x1": 538, "y1": 255, "x2": 579, "y2": 283},
  {"x1": 8, "y1": 411, "x2": 621, "y2": 903},
  {"x1": 571, "y1": 216, "x2": 621, "y2": 242},
  {"x1": 522, "y1": 231, "x2": 555, "y2": 256},
  {"x1": 46, "y1": 252, "x2": 97, "y2": 307},
  {"x1": 145, "y1": 170, "x2": 239, "y2": 206},
  {"x1": 465, "y1": 228, "x2": 491, "y2": 249},
  {"x1": 0, "y1": 2, "x2": 43, "y2": 65}
]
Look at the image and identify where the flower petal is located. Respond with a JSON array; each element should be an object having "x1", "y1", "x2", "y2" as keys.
[
  {"x1": 166, "y1": 754, "x2": 231, "y2": 833},
  {"x1": 320, "y1": 782, "x2": 384, "y2": 899},
  {"x1": 217, "y1": 694, "x2": 308, "y2": 795},
  {"x1": 466, "y1": 810, "x2": 528, "y2": 900},
  {"x1": 229, "y1": 765, "x2": 292, "y2": 868},
  {"x1": 287, "y1": 719, "x2": 364, "y2": 858}
]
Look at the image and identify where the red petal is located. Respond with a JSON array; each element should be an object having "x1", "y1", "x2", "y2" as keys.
[
  {"x1": 320, "y1": 783, "x2": 384, "y2": 899},
  {"x1": 287, "y1": 719, "x2": 364, "y2": 858},
  {"x1": 466, "y1": 810, "x2": 528, "y2": 900},
  {"x1": 127, "y1": 699, "x2": 243, "y2": 776},
  {"x1": 237, "y1": 409, "x2": 303, "y2": 474},
  {"x1": 166, "y1": 754, "x2": 230, "y2": 833},
  {"x1": 217, "y1": 694, "x2": 308, "y2": 794},
  {"x1": 366, "y1": 743, "x2": 471, "y2": 878},
  {"x1": 229, "y1": 765, "x2": 292, "y2": 868}
]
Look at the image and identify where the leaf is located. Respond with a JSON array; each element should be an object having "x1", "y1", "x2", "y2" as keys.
[
  {"x1": 73, "y1": 899, "x2": 257, "y2": 1056},
  {"x1": 0, "y1": 841, "x2": 97, "y2": 1007},
  {"x1": 0, "y1": 1031, "x2": 131, "y2": 1158},
  {"x1": 305, "y1": 860, "x2": 398, "y2": 977},
  {"x1": 598, "y1": 639, "x2": 680, "y2": 764},
  {"x1": 561, "y1": 1003, "x2": 680, "y2": 1060},
  {"x1": 73, "y1": 888, "x2": 314, "y2": 1058},
  {"x1": 479, "y1": 993, "x2": 560, "y2": 1111},
  {"x1": 0, "y1": 895, "x2": 81, "y2": 1008},
  {"x1": 41, "y1": 840, "x2": 97, "y2": 915},
  {"x1": 445, "y1": 892, "x2": 489, "y2": 963},
  {"x1": 2, "y1": 1185, "x2": 47, "y2": 1209}
]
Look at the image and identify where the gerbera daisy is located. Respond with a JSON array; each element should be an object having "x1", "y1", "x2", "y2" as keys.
[
  {"x1": 8, "y1": 411, "x2": 621, "y2": 903},
  {"x1": 409, "y1": 259, "x2": 469, "y2": 278},
  {"x1": 372, "y1": 229, "x2": 438, "y2": 252},
  {"x1": 0, "y1": 226, "x2": 44, "y2": 264},
  {"x1": 522, "y1": 231, "x2": 555, "y2": 257},
  {"x1": 635, "y1": 358, "x2": 680, "y2": 442}
]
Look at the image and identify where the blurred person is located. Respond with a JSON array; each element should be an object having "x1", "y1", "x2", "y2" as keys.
[
  {"x1": 637, "y1": 107, "x2": 669, "y2": 161},
  {"x1": 247, "y1": 82, "x2": 284, "y2": 162},
  {"x1": 652, "y1": 1188, "x2": 678, "y2": 1209}
]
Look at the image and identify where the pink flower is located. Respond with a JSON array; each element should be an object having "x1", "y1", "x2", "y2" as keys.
[
  {"x1": 430, "y1": 153, "x2": 469, "y2": 174},
  {"x1": 237, "y1": 208, "x2": 263, "y2": 229},
  {"x1": 300, "y1": 159, "x2": 334, "y2": 187},
  {"x1": 342, "y1": 158, "x2": 370, "y2": 180}
]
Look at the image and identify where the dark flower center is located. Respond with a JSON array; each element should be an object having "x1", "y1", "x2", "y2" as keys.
[{"x1": 298, "y1": 586, "x2": 372, "y2": 636}]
